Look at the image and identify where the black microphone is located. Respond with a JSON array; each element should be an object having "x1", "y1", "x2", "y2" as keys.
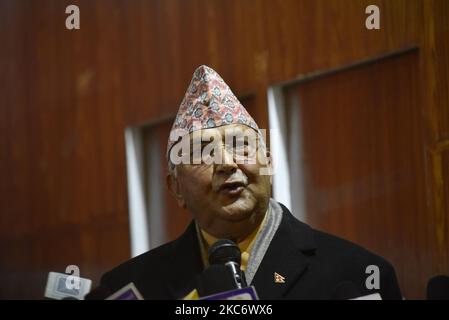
[
  {"x1": 427, "y1": 275, "x2": 449, "y2": 300},
  {"x1": 208, "y1": 239, "x2": 247, "y2": 289},
  {"x1": 195, "y1": 264, "x2": 238, "y2": 297}
]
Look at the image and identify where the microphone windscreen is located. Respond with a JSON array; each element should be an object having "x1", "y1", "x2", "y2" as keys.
[
  {"x1": 331, "y1": 281, "x2": 360, "y2": 300},
  {"x1": 196, "y1": 264, "x2": 237, "y2": 297},
  {"x1": 427, "y1": 275, "x2": 449, "y2": 300},
  {"x1": 209, "y1": 239, "x2": 241, "y2": 265}
]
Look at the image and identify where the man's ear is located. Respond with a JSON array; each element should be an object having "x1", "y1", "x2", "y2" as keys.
[{"x1": 166, "y1": 173, "x2": 186, "y2": 208}]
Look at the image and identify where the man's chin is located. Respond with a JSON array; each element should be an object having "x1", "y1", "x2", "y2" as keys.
[{"x1": 219, "y1": 198, "x2": 256, "y2": 221}]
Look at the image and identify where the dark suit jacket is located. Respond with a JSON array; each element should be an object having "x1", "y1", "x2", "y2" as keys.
[{"x1": 89, "y1": 203, "x2": 402, "y2": 299}]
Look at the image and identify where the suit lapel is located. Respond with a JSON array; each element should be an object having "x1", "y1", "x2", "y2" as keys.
[{"x1": 251, "y1": 205, "x2": 316, "y2": 299}]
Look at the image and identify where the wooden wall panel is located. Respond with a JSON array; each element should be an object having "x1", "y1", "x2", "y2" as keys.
[
  {"x1": 259, "y1": 0, "x2": 420, "y2": 85},
  {"x1": 442, "y1": 150, "x2": 449, "y2": 268},
  {"x1": 430, "y1": 146, "x2": 449, "y2": 273},
  {"x1": 422, "y1": 0, "x2": 449, "y2": 141},
  {"x1": 0, "y1": 0, "x2": 131, "y2": 298},
  {"x1": 284, "y1": 52, "x2": 429, "y2": 298}
]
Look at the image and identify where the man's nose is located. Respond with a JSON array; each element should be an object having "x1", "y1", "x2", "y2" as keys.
[{"x1": 215, "y1": 147, "x2": 238, "y2": 174}]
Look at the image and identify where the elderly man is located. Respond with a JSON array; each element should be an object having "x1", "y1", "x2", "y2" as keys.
[{"x1": 89, "y1": 66, "x2": 402, "y2": 300}]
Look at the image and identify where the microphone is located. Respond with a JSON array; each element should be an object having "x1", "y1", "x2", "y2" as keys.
[
  {"x1": 331, "y1": 281, "x2": 382, "y2": 300},
  {"x1": 188, "y1": 239, "x2": 258, "y2": 300},
  {"x1": 208, "y1": 239, "x2": 247, "y2": 289},
  {"x1": 44, "y1": 271, "x2": 92, "y2": 300},
  {"x1": 195, "y1": 264, "x2": 239, "y2": 297},
  {"x1": 194, "y1": 264, "x2": 259, "y2": 300},
  {"x1": 427, "y1": 275, "x2": 449, "y2": 300}
]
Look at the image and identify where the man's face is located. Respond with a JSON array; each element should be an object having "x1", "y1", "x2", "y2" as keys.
[{"x1": 168, "y1": 124, "x2": 272, "y2": 240}]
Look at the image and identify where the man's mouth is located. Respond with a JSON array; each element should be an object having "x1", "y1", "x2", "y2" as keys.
[{"x1": 218, "y1": 181, "x2": 246, "y2": 196}]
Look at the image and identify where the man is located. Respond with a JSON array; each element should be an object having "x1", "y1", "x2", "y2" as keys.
[{"x1": 88, "y1": 65, "x2": 402, "y2": 300}]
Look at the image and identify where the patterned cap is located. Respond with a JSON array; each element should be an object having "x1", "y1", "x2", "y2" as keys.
[{"x1": 167, "y1": 65, "x2": 259, "y2": 157}]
